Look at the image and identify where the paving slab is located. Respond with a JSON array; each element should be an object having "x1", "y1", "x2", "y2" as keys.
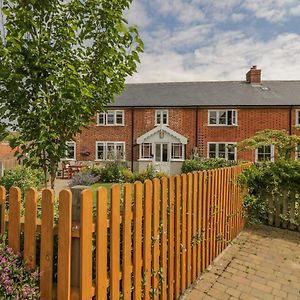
[{"x1": 182, "y1": 225, "x2": 300, "y2": 300}]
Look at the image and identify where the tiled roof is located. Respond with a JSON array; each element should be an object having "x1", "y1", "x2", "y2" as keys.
[{"x1": 111, "y1": 81, "x2": 300, "y2": 107}]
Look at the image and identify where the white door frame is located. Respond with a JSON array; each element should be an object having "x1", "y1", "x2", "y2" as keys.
[{"x1": 153, "y1": 142, "x2": 170, "y2": 174}]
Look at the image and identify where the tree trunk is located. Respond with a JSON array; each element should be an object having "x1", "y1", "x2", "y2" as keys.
[
  {"x1": 268, "y1": 196, "x2": 274, "y2": 226},
  {"x1": 282, "y1": 190, "x2": 288, "y2": 229}
]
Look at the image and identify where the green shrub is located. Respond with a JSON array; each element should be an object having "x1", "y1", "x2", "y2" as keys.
[
  {"x1": 155, "y1": 171, "x2": 168, "y2": 179},
  {"x1": 0, "y1": 166, "x2": 44, "y2": 196},
  {"x1": 90, "y1": 161, "x2": 127, "y2": 183},
  {"x1": 239, "y1": 160, "x2": 300, "y2": 226},
  {"x1": 181, "y1": 158, "x2": 237, "y2": 173},
  {"x1": 121, "y1": 168, "x2": 135, "y2": 183},
  {"x1": 134, "y1": 164, "x2": 155, "y2": 183}
]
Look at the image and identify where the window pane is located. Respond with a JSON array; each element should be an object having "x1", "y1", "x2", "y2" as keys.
[
  {"x1": 66, "y1": 142, "x2": 75, "y2": 159},
  {"x1": 98, "y1": 113, "x2": 105, "y2": 125},
  {"x1": 156, "y1": 111, "x2": 161, "y2": 125},
  {"x1": 162, "y1": 144, "x2": 168, "y2": 162},
  {"x1": 97, "y1": 143, "x2": 104, "y2": 160},
  {"x1": 228, "y1": 152, "x2": 235, "y2": 161},
  {"x1": 107, "y1": 143, "x2": 115, "y2": 160},
  {"x1": 162, "y1": 112, "x2": 168, "y2": 124},
  {"x1": 209, "y1": 144, "x2": 216, "y2": 158},
  {"x1": 209, "y1": 111, "x2": 217, "y2": 124},
  {"x1": 218, "y1": 111, "x2": 227, "y2": 124},
  {"x1": 116, "y1": 143, "x2": 124, "y2": 160},
  {"x1": 156, "y1": 144, "x2": 161, "y2": 162},
  {"x1": 141, "y1": 143, "x2": 152, "y2": 159},
  {"x1": 116, "y1": 111, "x2": 123, "y2": 124},
  {"x1": 171, "y1": 143, "x2": 182, "y2": 159},
  {"x1": 232, "y1": 111, "x2": 236, "y2": 125},
  {"x1": 227, "y1": 111, "x2": 232, "y2": 125},
  {"x1": 107, "y1": 112, "x2": 115, "y2": 125},
  {"x1": 257, "y1": 146, "x2": 271, "y2": 161}
]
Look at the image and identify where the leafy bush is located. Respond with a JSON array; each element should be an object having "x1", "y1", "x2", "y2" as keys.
[
  {"x1": 155, "y1": 171, "x2": 168, "y2": 179},
  {"x1": 91, "y1": 161, "x2": 126, "y2": 183},
  {"x1": 0, "y1": 237, "x2": 40, "y2": 299},
  {"x1": 239, "y1": 160, "x2": 300, "y2": 225},
  {"x1": 0, "y1": 166, "x2": 44, "y2": 196},
  {"x1": 181, "y1": 158, "x2": 237, "y2": 173},
  {"x1": 69, "y1": 170, "x2": 100, "y2": 187},
  {"x1": 133, "y1": 164, "x2": 156, "y2": 183},
  {"x1": 121, "y1": 168, "x2": 135, "y2": 183}
]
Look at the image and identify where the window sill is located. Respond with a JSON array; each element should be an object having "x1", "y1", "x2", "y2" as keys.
[
  {"x1": 207, "y1": 124, "x2": 238, "y2": 127},
  {"x1": 138, "y1": 159, "x2": 153, "y2": 161},
  {"x1": 96, "y1": 124, "x2": 125, "y2": 127}
]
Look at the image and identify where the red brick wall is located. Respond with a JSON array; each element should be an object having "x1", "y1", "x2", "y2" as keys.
[
  {"x1": 75, "y1": 107, "x2": 300, "y2": 164},
  {"x1": 199, "y1": 107, "x2": 299, "y2": 161}
]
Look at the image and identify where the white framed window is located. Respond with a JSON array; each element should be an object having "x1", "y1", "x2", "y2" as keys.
[
  {"x1": 140, "y1": 143, "x2": 153, "y2": 160},
  {"x1": 97, "y1": 110, "x2": 124, "y2": 126},
  {"x1": 208, "y1": 142, "x2": 237, "y2": 161},
  {"x1": 96, "y1": 142, "x2": 125, "y2": 161},
  {"x1": 155, "y1": 110, "x2": 169, "y2": 126},
  {"x1": 255, "y1": 145, "x2": 275, "y2": 162},
  {"x1": 171, "y1": 143, "x2": 184, "y2": 160},
  {"x1": 208, "y1": 110, "x2": 237, "y2": 126},
  {"x1": 296, "y1": 110, "x2": 300, "y2": 126},
  {"x1": 65, "y1": 141, "x2": 76, "y2": 160}
]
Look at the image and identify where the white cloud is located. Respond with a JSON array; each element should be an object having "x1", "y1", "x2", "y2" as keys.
[
  {"x1": 127, "y1": 31, "x2": 300, "y2": 83},
  {"x1": 124, "y1": 1, "x2": 152, "y2": 29},
  {"x1": 243, "y1": 0, "x2": 300, "y2": 22}
]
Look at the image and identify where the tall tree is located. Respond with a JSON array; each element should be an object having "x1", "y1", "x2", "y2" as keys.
[{"x1": 0, "y1": 0, "x2": 143, "y2": 188}]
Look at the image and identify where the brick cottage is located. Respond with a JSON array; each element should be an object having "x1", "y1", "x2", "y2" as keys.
[{"x1": 68, "y1": 66, "x2": 300, "y2": 175}]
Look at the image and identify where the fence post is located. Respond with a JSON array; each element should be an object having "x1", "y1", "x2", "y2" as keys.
[{"x1": 71, "y1": 186, "x2": 88, "y2": 290}]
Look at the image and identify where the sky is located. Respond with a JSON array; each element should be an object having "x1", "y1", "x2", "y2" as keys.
[{"x1": 124, "y1": 0, "x2": 300, "y2": 83}]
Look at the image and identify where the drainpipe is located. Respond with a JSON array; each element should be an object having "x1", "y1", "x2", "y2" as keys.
[
  {"x1": 131, "y1": 108, "x2": 134, "y2": 171},
  {"x1": 289, "y1": 106, "x2": 293, "y2": 135},
  {"x1": 195, "y1": 108, "x2": 198, "y2": 151}
]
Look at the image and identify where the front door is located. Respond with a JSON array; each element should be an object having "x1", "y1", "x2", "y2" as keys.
[{"x1": 154, "y1": 143, "x2": 170, "y2": 174}]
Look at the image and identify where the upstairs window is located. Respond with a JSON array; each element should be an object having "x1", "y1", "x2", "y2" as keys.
[
  {"x1": 155, "y1": 110, "x2": 169, "y2": 126},
  {"x1": 97, "y1": 110, "x2": 124, "y2": 126},
  {"x1": 208, "y1": 110, "x2": 237, "y2": 126},
  {"x1": 208, "y1": 143, "x2": 236, "y2": 161},
  {"x1": 296, "y1": 110, "x2": 300, "y2": 126},
  {"x1": 256, "y1": 145, "x2": 275, "y2": 162},
  {"x1": 65, "y1": 141, "x2": 76, "y2": 160}
]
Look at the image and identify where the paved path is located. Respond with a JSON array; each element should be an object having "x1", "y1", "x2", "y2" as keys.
[
  {"x1": 182, "y1": 225, "x2": 300, "y2": 300},
  {"x1": 54, "y1": 179, "x2": 70, "y2": 196}
]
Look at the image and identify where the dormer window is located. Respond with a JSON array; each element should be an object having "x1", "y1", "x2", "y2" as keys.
[
  {"x1": 155, "y1": 110, "x2": 168, "y2": 126},
  {"x1": 97, "y1": 110, "x2": 124, "y2": 126},
  {"x1": 208, "y1": 110, "x2": 237, "y2": 126}
]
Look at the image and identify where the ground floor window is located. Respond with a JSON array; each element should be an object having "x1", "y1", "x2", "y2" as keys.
[
  {"x1": 208, "y1": 142, "x2": 236, "y2": 161},
  {"x1": 96, "y1": 141, "x2": 125, "y2": 161},
  {"x1": 171, "y1": 143, "x2": 184, "y2": 160},
  {"x1": 65, "y1": 141, "x2": 76, "y2": 160},
  {"x1": 140, "y1": 143, "x2": 153, "y2": 159},
  {"x1": 256, "y1": 145, "x2": 274, "y2": 162}
]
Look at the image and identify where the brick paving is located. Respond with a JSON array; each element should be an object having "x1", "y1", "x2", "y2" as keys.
[{"x1": 182, "y1": 225, "x2": 300, "y2": 300}]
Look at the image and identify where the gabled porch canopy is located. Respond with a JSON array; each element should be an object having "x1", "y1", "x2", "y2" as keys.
[{"x1": 137, "y1": 126, "x2": 188, "y2": 144}]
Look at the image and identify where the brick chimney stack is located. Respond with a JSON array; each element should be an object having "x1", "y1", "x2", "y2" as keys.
[{"x1": 246, "y1": 65, "x2": 261, "y2": 84}]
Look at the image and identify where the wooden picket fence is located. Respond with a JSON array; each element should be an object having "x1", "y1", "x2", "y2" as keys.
[{"x1": 0, "y1": 164, "x2": 249, "y2": 300}]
